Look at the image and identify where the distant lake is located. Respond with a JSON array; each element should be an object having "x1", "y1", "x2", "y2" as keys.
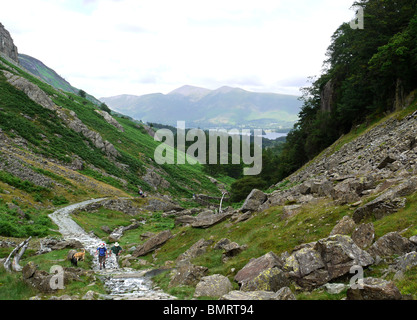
[
  {"x1": 219, "y1": 130, "x2": 288, "y2": 141},
  {"x1": 262, "y1": 132, "x2": 287, "y2": 140}
]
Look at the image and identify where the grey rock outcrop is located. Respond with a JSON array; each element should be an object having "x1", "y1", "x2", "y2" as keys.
[
  {"x1": 194, "y1": 274, "x2": 233, "y2": 298},
  {"x1": 0, "y1": 23, "x2": 19, "y2": 63},
  {"x1": 191, "y1": 211, "x2": 233, "y2": 229},
  {"x1": 2, "y1": 70, "x2": 120, "y2": 159},
  {"x1": 352, "y1": 223, "x2": 375, "y2": 250},
  {"x1": 234, "y1": 252, "x2": 283, "y2": 287},
  {"x1": 353, "y1": 179, "x2": 417, "y2": 223},
  {"x1": 283, "y1": 235, "x2": 374, "y2": 289},
  {"x1": 3, "y1": 70, "x2": 55, "y2": 110},
  {"x1": 143, "y1": 168, "x2": 171, "y2": 190},
  {"x1": 169, "y1": 262, "x2": 209, "y2": 287},
  {"x1": 392, "y1": 251, "x2": 417, "y2": 272},
  {"x1": 246, "y1": 111, "x2": 417, "y2": 217},
  {"x1": 132, "y1": 230, "x2": 172, "y2": 257},
  {"x1": 240, "y1": 189, "x2": 267, "y2": 213},
  {"x1": 176, "y1": 239, "x2": 213, "y2": 264},
  {"x1": 64, "y1": 110, "x2": 120, "y2": 159},
  {"x1": 240, "y1": 267, "x2": 289, "y2": 292},
  {"x1": 109, "y1": 222, "x2": 140, "y2": 242},
  {"x1": 368, "y1": 232, "x2": 416, "y2": 258},
  {"x1": 94, "y1": 109, "x2": 124, "y2": 132},
  {"x1": 221, "y1": 242, "x2": 246, "y2": 263},
  {"x1": 330, "y1": 216, "x2": 356, "y2": 236},
  {"x1": 347, "y1": 277, "x2": 403, "y2": 300}
]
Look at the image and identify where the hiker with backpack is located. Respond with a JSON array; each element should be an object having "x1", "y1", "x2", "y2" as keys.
[
  {"x1": 110, "y1": 242, "x2": 123, "y2": 269},
  {"x1": 95, "y1": 242, "x2": 109, "y2": 270},
  {"x1": 138, "y1": 186, "x2": 145, "y2": 198}
]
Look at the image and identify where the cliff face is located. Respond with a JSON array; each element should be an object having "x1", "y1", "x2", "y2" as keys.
[{"x1": 0, "y1": 22, "x2": 19, "y2": 63}]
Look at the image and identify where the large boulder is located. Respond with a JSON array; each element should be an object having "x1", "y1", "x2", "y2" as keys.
[
  {"x1": 283, "y1": 245, "x2": 330, "y2": 289},
  {"x1": 191, "y1": 211, "x2": 233, "y2": 229},
  {"x1": 109, "y1": 222, "x2": 140, "y2": 242},
  {"x1": 283, "y1": 235, "x2": 374, "y2": 289},
  {"x1": 392, "y1": 252, "x2": 417, "y2": 272},
  {"x1": 331, "y1": 178, "x2": 361, "y2": 204},
  {"x1": 221, "y1": 242, "x2": 246, "y2": 263},
  {"x1": 368, "y1": 232, "x2": 416, "y2": 258},
  {"x1": 176, "y1": 239, "x2": 213, "y2": 264},
  {"x1": 240, "y1": 189, "x2": 267, "y2": 213},
  {"x1": 132, "y1": 230, "x2": 172, "y2": 257},
  {"x1": 240, "y1": 267, "x2": 289, "y2": 292},
  {"x1": 22, "y1": 261, "x2": 38, "y2": 280},
  {"x1": 330, "y1": 216, "x2": 356, "y2": 236},
  {"x1": 234, "y1": 252, "x2": 283, "y2": 286},
  {"x1": 174, "y1": 215, "x2": 196, "y2": 227},
  {"x1": 214, "y1": 238, "x2": 232, "y2": 250},
  {"x1": 316, "y1": 235, "x2": 374, "y2": 280},
  {"x1": 352, "y1": 223, "x2": 375, "y2": 249},
  {"x1": 22, "y1": 262, "x2": 86, "y2": 294},
  {"x1": 194, "y1": 274, "x2": 233, "y2": 298},
  {"x1": 51, "y1": 239, "x2": 83, "y2": 250},
  {"x1": 353, "y1": 178, "x2": 417, "y2": 223},
  {"x1": 274, "y1": 287, "x2": 297, "y2": 300},
  {"x1": 143, "y1": 168, "x2": 171, "y2": 191},
  {"x1": 347, "y1": 277, "x2": 403, "y2": 300},
  {"x1": 169, "y1": 262, "x2": 209, "y2": 287}
]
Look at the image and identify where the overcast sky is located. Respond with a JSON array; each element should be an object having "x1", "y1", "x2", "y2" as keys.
[{"x1": 1, "y1": 0, "x2": 356, "y2": 98}]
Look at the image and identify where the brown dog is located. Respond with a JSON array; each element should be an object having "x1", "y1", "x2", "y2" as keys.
[{"x1": 71, "y1": 249, "x2": 85, "y2": 266}]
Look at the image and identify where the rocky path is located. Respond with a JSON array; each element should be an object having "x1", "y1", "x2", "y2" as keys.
[{"x1": 48, "y1": 198, "x2": 174, "y2": 300}]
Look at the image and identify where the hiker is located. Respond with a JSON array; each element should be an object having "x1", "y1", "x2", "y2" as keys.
[
  {"x1": 138, "y1": 186, "x2": 145, "y2": 198},
  {"x1": 110, "y1": 242, "x2": 123, "y2": 268},
  {"x1": 95, "y1": 243, "x2": 108, "y2": 270}
]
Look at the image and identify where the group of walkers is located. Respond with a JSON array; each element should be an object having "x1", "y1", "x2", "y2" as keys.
[
  {"x1": 95, "y1": 242, "x2": 123, "y2": 270},
  {"x1": 93, "y1": 186, "x2": 146, "y2": 270}
]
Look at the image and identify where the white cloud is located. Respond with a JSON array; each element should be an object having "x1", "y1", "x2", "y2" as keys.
[{"x1": 0, "y1": 0, "x2": 356, "y2": 98}]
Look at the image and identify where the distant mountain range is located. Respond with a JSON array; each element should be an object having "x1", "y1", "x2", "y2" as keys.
[
  {"x1": 16, "y1": 53, "x2": 302, "y2": 130},
  {"x1": 101, "y1": 85, "x2": 302, "y2": 130}
]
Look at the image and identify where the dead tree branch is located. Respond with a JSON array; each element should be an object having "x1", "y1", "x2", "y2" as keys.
[{"x1": 3, "y1": 237, "x2": 32, "y2": 272}]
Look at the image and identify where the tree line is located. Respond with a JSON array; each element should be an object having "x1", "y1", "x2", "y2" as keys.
[{"x1": 274, "y1": 0, "x2": 417, "y2": 183}]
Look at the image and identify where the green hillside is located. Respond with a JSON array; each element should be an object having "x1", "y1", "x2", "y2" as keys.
[
  {"x1": 18, "y1": 54, "x2": 102, "y2": 106},
  {"x1": 18, "y1": 54, "x2": 76, "y2": 94},
  {"x1": 0, "y1": 55, "x2": 225, "y2": 207}
]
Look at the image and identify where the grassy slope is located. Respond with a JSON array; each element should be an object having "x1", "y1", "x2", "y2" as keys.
[
  {"x1": 70, "y1": 99, "x2": 417, "y2": 300},
  {"x1": 2, "y1": 52, "x2": 417, "y2": 300},
  {"x1": 0, "y1": 55, "x2": 232, "y2": 299},
  {"x1": 18, "y1": 54, "x2": 77, "y2": 94},
  {"x1": 0, "y1": 56, "x2": 223, "y2": 200}
]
